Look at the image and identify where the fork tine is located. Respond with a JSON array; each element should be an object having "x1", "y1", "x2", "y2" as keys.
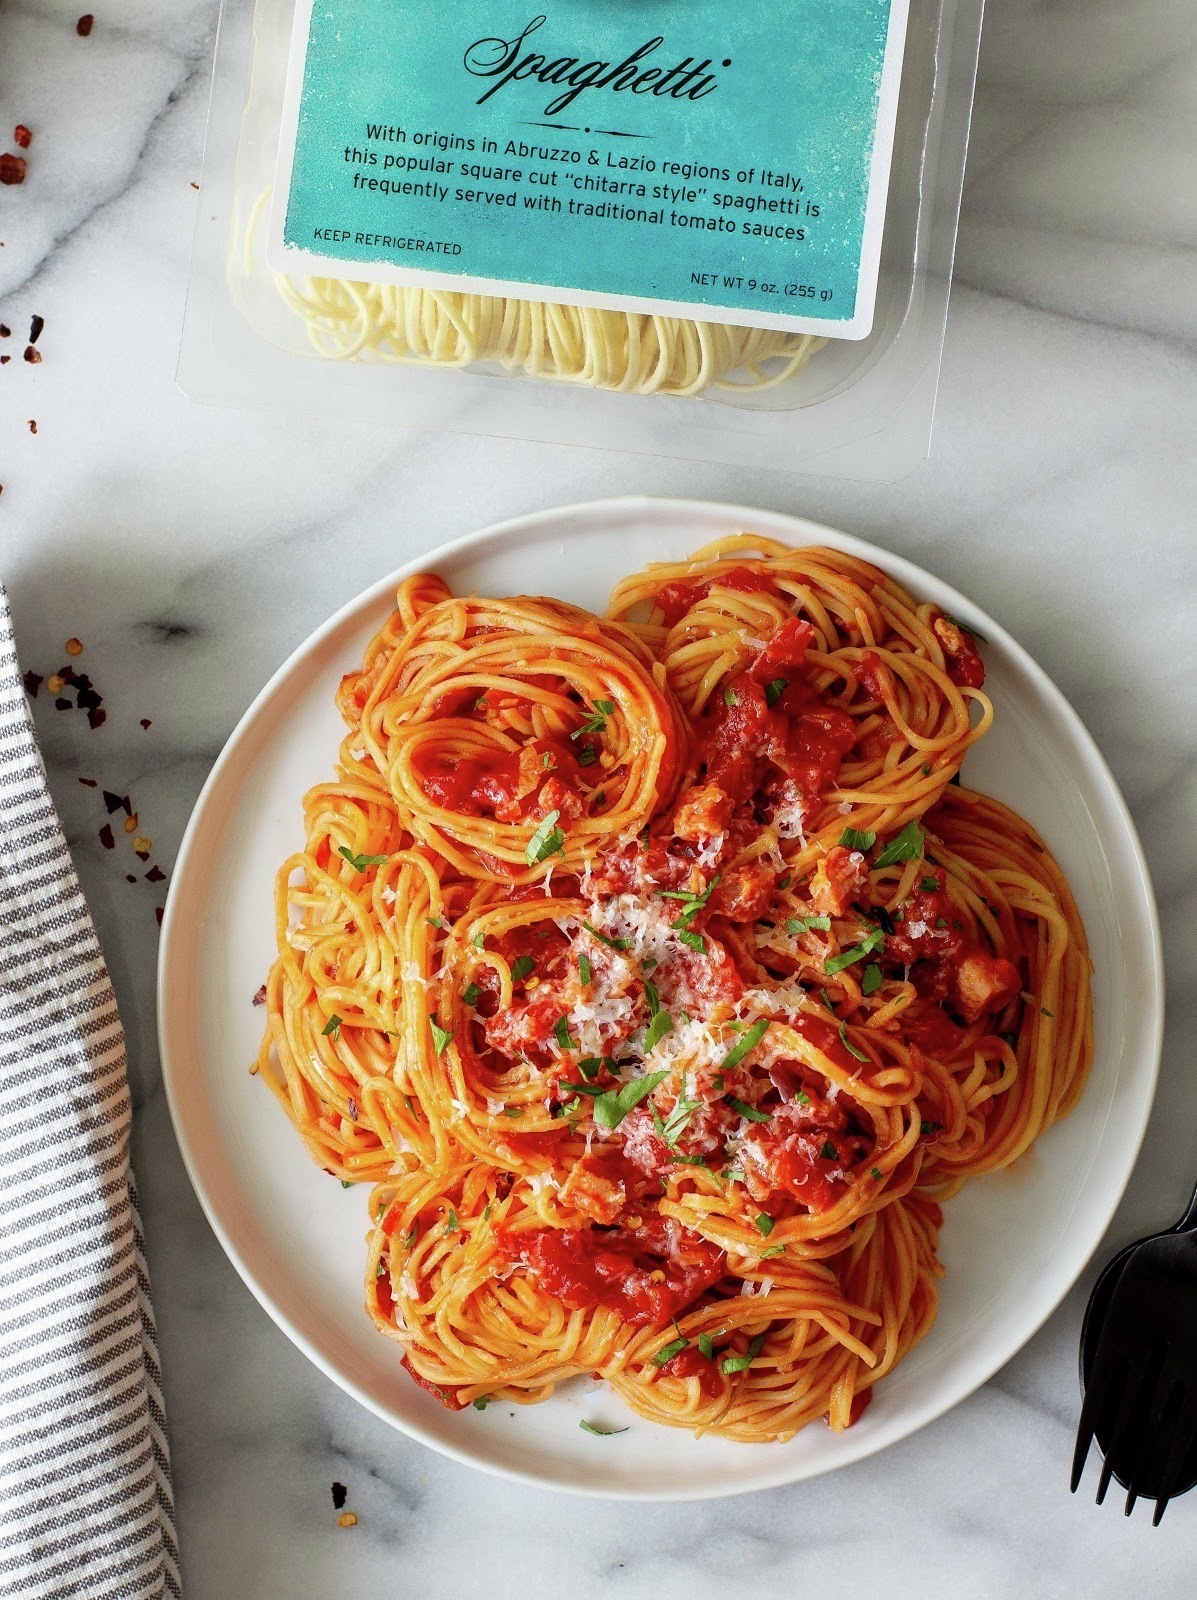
[
  {"x1": 1072, "y1": 1345, "x2": 1125, "y2": 1493},
  {"x1": 1095, "y1": 1349, "x2": 1160, "y2": 1507},
  {"x1": 1153, "y1": 1382, "x2": 1197, "y2": 1528},
  {"x1": 1124, "y1": 1355, "x2": 1178, "y2": 1517}
]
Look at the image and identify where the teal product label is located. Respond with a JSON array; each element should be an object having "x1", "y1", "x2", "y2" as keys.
[{"x1": 270, "y1": 0, "x2": 910, "y2": 338}]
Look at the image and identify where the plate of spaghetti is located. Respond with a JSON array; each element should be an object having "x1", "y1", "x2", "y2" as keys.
[{"x1": 159, "y1": 497, "x2": 1161, "y2": 1498}]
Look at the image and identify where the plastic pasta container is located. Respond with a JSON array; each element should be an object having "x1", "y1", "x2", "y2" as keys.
[{"x1": 181, "y1": 0, "x2": 985, "y2": 479}]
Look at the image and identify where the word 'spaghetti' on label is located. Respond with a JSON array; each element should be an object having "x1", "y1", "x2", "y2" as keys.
[{"x1": 270, "y1": 1, "x2": 911, "y2": 339}]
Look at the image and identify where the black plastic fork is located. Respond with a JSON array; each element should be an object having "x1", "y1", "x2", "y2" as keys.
[{"x1": 1072, "y1": 1182, "x2": 1197, "y2": 1523}]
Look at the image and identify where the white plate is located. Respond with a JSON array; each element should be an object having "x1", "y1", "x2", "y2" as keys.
[{"x1": 158, "y1": 497, "x2": 1162, "y2": 1500}]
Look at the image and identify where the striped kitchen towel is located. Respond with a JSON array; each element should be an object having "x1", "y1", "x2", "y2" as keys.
[{"x1": 0, "y1": 587, "x2": 182, "y2": 1599}]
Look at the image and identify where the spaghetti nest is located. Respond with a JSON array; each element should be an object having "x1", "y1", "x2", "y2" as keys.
[{"x1": 257, "y1": 538, "x2": 1093, "y2": 1441}]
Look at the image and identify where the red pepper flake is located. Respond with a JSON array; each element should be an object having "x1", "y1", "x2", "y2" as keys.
[
  {"x1": 98, "y1": 823, "x2": 115, "y2": 850},
  {"x1": 132, "y1": 835, "x2": 152, "y2": 859},
  {"x1": 140, "y1": 718, "x2": 152, "y2": 729},
  {"x1": 55, "y1": 697, "x2": 72, "y2": 710},
  {"x1": 0, "y1": 324, "x2": 9, "y2": 337},
  {"x1": 126, "y1": 874, "x2": 137, "y2": 884},
  {"x1": 28, "y1": 420, "x2": 37, "y2": 434},
  {"x1": 102, "y1": 790, "x2": 125, "y2": 814},
  {"x1": 331, "y1": 1482, "x2": 348, "y2": 1512},
  {"x1": 0, "y1": 154, "x2": 26, "y2": 186},
  {"x1": 13, "y1": 126, "x2": 32, "y2": 150},
  {"x1": 24, "y1": 347, "x2": 41, "y2": 364},
  {"x1": 29, "y1": 315, "x2": 44, "y2": 345},
  {"x1": 65, "y1": 637, "x2": 83, "y2": 656},
  {"x1": 22, "y1": 671, "x2": 42, "y2": 698},
  {"x1": 76, "y1": 14, "x2": 94, "y2": 36},
  {"x1": 0, "y1": 356, "x2": 10, "y2": 365},
  {"x1": 189, "y1": 181, "x2": 199, "y2": 191},
  {"x1": 145, "y1": 865, "x2": 167, "y2": 884},
  {"x1": 88, "y1": 707, "x2": 107, "y2": 730},
  {"x1": 252, "y1": 984, "x2": 267, "y2": 1006},
  {"x1": 155, "y1": 907, "x2": 164, "y2": 927},
  {"x1": 79, "y1": 777, "x2": 98, "y2": 788}
]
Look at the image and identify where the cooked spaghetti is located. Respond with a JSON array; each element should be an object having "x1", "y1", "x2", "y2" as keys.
[{"x1": 256, "y1": 537, "x2": 1093, "y2": 1440}]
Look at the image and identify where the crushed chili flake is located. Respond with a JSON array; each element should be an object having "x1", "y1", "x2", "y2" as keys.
[
  {"x1": 347, "y1": 1097, "x2": 359, "y2": 1123},
  {"x1": 126, "y1": 874, "x2": 137, "y2": 884},
  {"x1": 29, "y1": 315, "x2": 44, "y2": 344},
  {"x1": 23, "y1": 347, "x2": 41, "y2": 364},
  {"x1": 132, "y1": 835, "x2": 152, "y2": 858},
  {"x1": 28, "y1": 420, "x2": 37, "y2": 433},
  {"x1": 331, "y1": 1483, "x2": 348, "y2": 1511},
  {"x1": 102, "y1": 790, "x2": 125, "y2": 814},
  {"x1": 65, "y1": 636, "x2": 82, "y2": 656},
  {"x1": 0, "y1": 154, "x2": 27, "y2": 186},
  {"x1": 337, "y1": 1513, "x2": 357, "y2": 1529},
  {"x1": 14, "y1": 126, "x2": 32, "y2": 150},
  {"x1": 87, "y1": 708, "x2": 106, "y2": 730},
  {"x1": 22, "y1": 671, "x2": 41, "y2": 698},
  {"x1": 155, "y1": 907, "x2": 164, "y2": 927},
  {"x1": 55, "y1": 698, "x2": 71, "y2": 710},
  {"x1": 189, "y1": 181, "x2": 199, "y2": 191},
  {"x1": 124, "y1": 814, "x2": 139, "y2": 833},
  {"x1": 98, "y1": 824, "x2": 115, "y2": 850},
  {"x1": 79, "y1": 777, "x2": 97, "y2": 788},
  {"x1": 0, "y1": 325, "x2": 9, "y2": 338},
  {"x1": 146, "y1": 865, "x2": 166, "y2": 884},
  {"x1": 76, "y1": 15, "x2": 94, "y2": 36},
  {"x1": 140, "y1": 718, "x2": 152, "y2": 730},
  {"x1": 1, "y1": 356, "x2": 10, "y2": 365},
  {"x1": 252, "y1": 984, "x2": 267, "y2": 1006}
]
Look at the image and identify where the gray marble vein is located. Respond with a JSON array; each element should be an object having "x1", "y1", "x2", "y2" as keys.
[{"x1": 2, "y1": 0, "x2": 1196, "y2": 1593}]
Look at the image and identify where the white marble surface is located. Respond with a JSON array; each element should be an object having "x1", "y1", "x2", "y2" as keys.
[{"x1": 3, "y1": 0, "x2": 1197, "y2": 1593}]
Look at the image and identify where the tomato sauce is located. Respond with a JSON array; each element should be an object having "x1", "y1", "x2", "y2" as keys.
[
  {"x1": 654, "y1": 565, "x2": 777, "y2": 628},
  {"x1": 418, "y1": 737, "x2": 580, "y2": 821},
  {"x1": 402, "y1": 1355, "x2": 464, "y2": 1410},
  {"x1": 661, "y1": 1344, "x2": 723, "y2": 1398},
  {"x1": 498, "y1": 1219, "x2": 726, "y2": 1328}
]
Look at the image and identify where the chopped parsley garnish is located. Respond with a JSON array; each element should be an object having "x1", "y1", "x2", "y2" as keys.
[
  {"x1": 838, "y1": 1021, "x2": 870, "y2": 1062},
  {"x1": 575, "y1": 954, "x2": 591, "y2": 987},
  {"x1": 593, "y1": 1069, "x2": 670, "y2": 1130},
  {"x1": 754, "y1": 1213, "x2": 775, "y2": 1236},
  {"x1": 945, "y1": 613, "x2": 987, "y2": 642},
  {"x1": 321, "y1": 1014, "x2": 342, "y2": 1040},
  {"x1": 643, "y1": 1010, "x2": 674, "y2": 1052},
  {"x1": 643, "y1": 977, "x2": 661, "y2": 1016},
  {"x1": 870, "y1": 1167, "x2": 883, "y2": 1180},
  {"x1": 875, "y1": 821, "x2": 926, "y2": 868},
  {"x1": 525, "y1": 810, "x2": 565, "y2": 866},
  {"x1": 554, "y1": 1015, "x2": 578, "y2": 1051},
  {"x1": 1042, "y1": 1007, "x2": 1054, "y2": 1018},
  {"x1": 719, "y1": 1018, "x2": 770, "y2": 1073},
  {"x1": 723, "y1": 686, "x2": 738, "y2": 708},
  {"x1": 795, "y1": 1089, "x2": 811, "y2": 1106},
  {"x1": 502, "y1": 1105, "x2": 524, "y2": 1118},
  {"x1": 652, "y1": 1335, "x2": 689, "y2": 1367},
  {"x1": 861, "y1": 963, "x2": 883, "y2": 997},
  {"x1": 721, "y1": 1333, "x2": 766, "y2": 1375},
  {"x1": 578, "y1": 1056, "x2": 603, "y2": 1081},
  {"x1": 839, "y1": 827, "x2": 876, "y2": 851},
  {"x1": 658, "y1": 1096, "x2": 701, "y2": 1147},
  {"x1": 583, "y1": 921, "x2": 631, "y2": 950},
  {"x1": 920, "y1": 876, "x2": 941, "y2": 892},
  {"x1": 429, "y1": 1017, "x2": 453, "y2": 1055},
  {"x1": 337, "y1": 845, "x2": 390, "y2": 873},
  {"x1": 921, "y1": 762, "x2": 933, "y2": 776},
  {"x1": 920, "y1": 1120, "x2": 941, "y2": 1135},
  {"x1": 472, "y1": 931, "x2": 487, "y2": 950},
  {"x1": 579, "y1": 1420, "x2": 629, "y2": 1436},
  {"x1": 820, "y1": 1141, "x2": 838, "y2": 1160},
  {"x1": 481, "y1": 1202, "x2": 492, "y2": 1222},
  {"x1": 403, "y1": 1223, "x2": 419, "y2": 1250},
  {"x1": 674, "y1": 928, "x2": 705, "y2": 953},
  {"x1": 697, "y1": 1332, "x2": 715, "y2": 1360},
  {"x1": 660, "y1": 875, "x2": 720, "y2": 929},
  {"x1": 761, "y1": 1244, "x2": 785, "y2": 1259},
  {"x1": 577, "y1": 743, "x2": 598, "y2": 765},
  {"x1": 824, "y1": 924, "x2": 885, "y2": 975},
  {"x1": 777, "y1": 874, "x2": 791, "y2": 891},
  {"x1": 765, "y1": 677, "x2": 788, "y2": 707},
  {"x1": 572, "y1": 699, "x2": 616, "y2": 739},
  {"x1": 340, "y1": 1179, "x2": 352, "y2": 1189},
  {"x1": 425, "y1": 915, "x2": 445, "y2": 929},
  {"x1": 729, "y1": 1097, "x2": 770, "y2": 1124},
  {"x1": 473, "y1": 1396, "x2": 490, "y2": 1410},
  {"x1": 462, "y1": 982, "x2": 482, "y2": 1007},
  {"x1": 444, "y1": 1207, "x2": 459, "y2": 1234},
  {"x1": 935, "y1": 917, "x2": 948, "y2": 929},
  {"x1": 541, "y1": 752, "x2": 554, "y2": 770},
  {"x1": 786, "y1": 914, "x2": 831, "y2": 935},
  {"x1": 511, "y1": 954, "x2": 535, "y2": 983}
]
